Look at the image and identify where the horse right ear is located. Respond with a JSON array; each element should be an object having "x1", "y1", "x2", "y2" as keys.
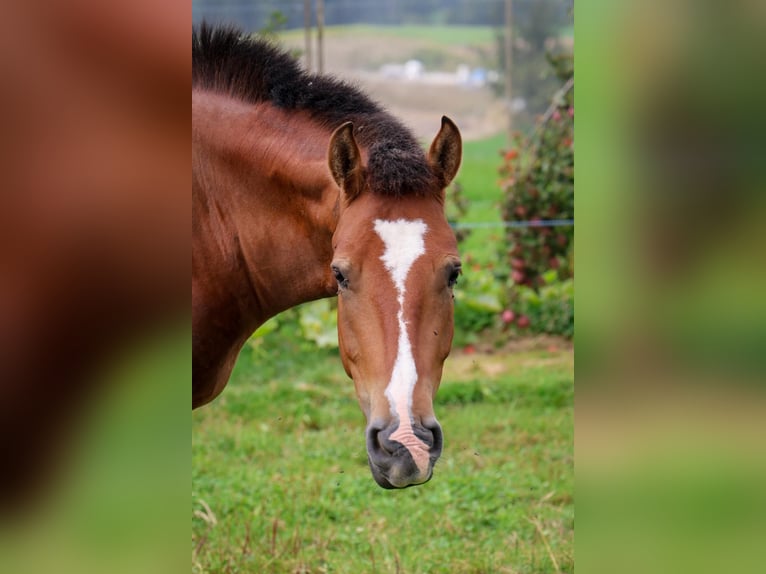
[{"x1": 328, "y1": 122, "x2": 364, "y2": 204}]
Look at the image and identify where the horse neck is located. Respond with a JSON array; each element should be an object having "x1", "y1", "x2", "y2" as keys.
[{"x1": 193, "y1": 93, "x2": 339, "y2": 332}]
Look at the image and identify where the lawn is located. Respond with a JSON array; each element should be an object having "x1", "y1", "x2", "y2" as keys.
[{"x1": 192, "y1": 332, "x2": 573, "y2": 573}]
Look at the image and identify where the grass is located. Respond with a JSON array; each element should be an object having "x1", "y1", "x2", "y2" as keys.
[{"x1": 193, "y1": 326, "x2": 573, "y2": 573}]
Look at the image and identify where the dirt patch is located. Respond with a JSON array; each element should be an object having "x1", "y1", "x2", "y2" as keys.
[
  {"x1": 444, "y1": 335, "x2": 573, "y2": 382},
  {"x1": 446, "y1": 354, "x2": 510, "y2": 381},
  {"x1": 455, "y1": 335, "x2": 573, "y2": 356}
]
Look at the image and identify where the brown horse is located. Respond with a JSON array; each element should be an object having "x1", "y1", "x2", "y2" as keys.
[{"x1": 192, "y1": 25, "x2": 462, "y2": 488}]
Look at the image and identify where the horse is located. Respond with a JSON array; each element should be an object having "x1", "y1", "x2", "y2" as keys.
[{"x1": 192, "y1": 24, "x2": 462, "y2": 488}]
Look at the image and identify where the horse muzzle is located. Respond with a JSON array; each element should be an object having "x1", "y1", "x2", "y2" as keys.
[{"x1": 365, "y1": 419, "x2": 443, "y2": 488}]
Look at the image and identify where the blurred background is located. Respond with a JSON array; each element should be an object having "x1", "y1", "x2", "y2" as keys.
[
  {"x1": 193, "y1": 0, "x2": 573, "y2": 136},
  {"x1": 192, "y1": 1, "x2": 575, "y2": 573},
  {"x1": 576, "y1": 1, "x2": 766, "y2": 573}
]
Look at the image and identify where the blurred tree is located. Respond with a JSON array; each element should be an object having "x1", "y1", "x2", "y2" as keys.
[{"x1": 494, "y1": 0, "x2": 572, "y2": 131}]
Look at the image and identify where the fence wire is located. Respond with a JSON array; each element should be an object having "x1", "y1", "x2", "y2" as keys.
[{"x1": 451, "y1": 219, "x2": 574, "y2": 230}]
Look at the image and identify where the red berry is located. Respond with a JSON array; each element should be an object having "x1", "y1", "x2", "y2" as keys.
[{"x1": 517, "y1": 315, "x2": 530, "y2": 328}]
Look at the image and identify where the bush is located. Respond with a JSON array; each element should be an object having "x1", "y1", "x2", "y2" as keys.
[
  {"x1": 494, "y1": 51, "x2": 574, "y2": 339},
  {"x1": 501, "y1": 270, "x2": 574, "y2": 338},
  {"x1": 453, "y1": 265, "x2": 504, "y2": 346},
  {"x1": 499, "y1": 52, "x2": 573, "y2": 289}
]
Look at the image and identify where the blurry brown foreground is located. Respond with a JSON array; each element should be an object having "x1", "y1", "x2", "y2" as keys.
[
  {"x1": 0, "y1": 1, "x2": 188, "y2": 572},
  {"x1": 3, "y1": 0, "x2": 766, "y2": 572},
  {"x1": 576, "y1": 1, "x2": 766, "y2": 572}
]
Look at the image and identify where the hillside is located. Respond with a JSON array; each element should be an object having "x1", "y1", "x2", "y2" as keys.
[{"x1": 278, "y1": 25, "x2": 508, "y2": 142}]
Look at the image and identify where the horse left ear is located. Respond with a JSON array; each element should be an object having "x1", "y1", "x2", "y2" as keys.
[
  {"x1": 328, "y1": 122, "x2": 364, "y2": 205},
  {"x1": 428, "y1": 116, "x2": 462, "y2": 189}
]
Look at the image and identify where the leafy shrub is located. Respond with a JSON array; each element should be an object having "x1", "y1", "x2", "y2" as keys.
[
  {"x1": 248, "y1": 299, "x2": 340, "y2": 353},
  {"x1": 453, "y1": 266, "x2": 505, "y2": 346},
  {"x1": 297, "y1": 298, "x2": 338, "y2": 348},
  {"x1": 493, "y1": 51, "x2": 574, "y2": 339},
  {"x1": 499, "y1": 51, "x2": 573, "y2": 289},
  {"x1": 502, "y1": 270, "x2": 574, "y2": 338}
]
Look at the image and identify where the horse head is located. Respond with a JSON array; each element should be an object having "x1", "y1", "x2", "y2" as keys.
[{"x1": 328, "y1": 117, "x2": 462, "y2": 488}]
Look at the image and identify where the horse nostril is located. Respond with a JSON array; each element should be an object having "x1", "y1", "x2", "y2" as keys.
[
  {"x1": 366, "y1": 425, "x2": 391, "y2": 457},
  {"x1": 425, "y1": 422, "x2": 443, "y2": 457},
  {"x1": 415, "y1": 426, "x2": 435, "y2": 449}
]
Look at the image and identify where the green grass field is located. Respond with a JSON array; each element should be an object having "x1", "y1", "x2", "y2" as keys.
[{"x1": 193, "y1": 338, "x2": 573, "y2": 574}]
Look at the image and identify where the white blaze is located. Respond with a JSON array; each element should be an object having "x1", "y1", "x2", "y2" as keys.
[{"x1": 373, "y1": 218, "x2": 431, "y2": 476}]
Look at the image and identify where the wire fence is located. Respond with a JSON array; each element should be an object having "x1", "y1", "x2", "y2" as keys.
[{"x1": 451, "y1": 219, "x2": 574, "y2": 230}]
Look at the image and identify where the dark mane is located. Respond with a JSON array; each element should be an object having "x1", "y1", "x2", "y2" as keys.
[{"x1": 192, "y1": 23, "x2": 438, "y2": 196}]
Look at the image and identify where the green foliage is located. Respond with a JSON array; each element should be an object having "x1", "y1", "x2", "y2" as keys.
[
  {"x1": 494, "y1": 50, "x2": 573, "y2": 339},
  {"x1": 453, "y1": 265, "x2": 504, "y2": 346},
  {"x1": 248, "y1": 294, "x2": 339, "y2": 354},
  {"x1": 499, "y1": 52, "x2": 573, "y2": 289},
  {"x1": 505, "y1": 271, "x2": 574, "y2": 338},
  {"x1": 258, "y1": 10, "x2": 289, "y2": 40},
  {"x1": 253, "y1": 10, "x2": 303, "y2": 61},
  {"x1": 297, "y1": 298, "x2": 338, "y2": 349}
]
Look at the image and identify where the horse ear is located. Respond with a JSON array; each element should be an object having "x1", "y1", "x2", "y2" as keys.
[
  {"x1": 428, "y1": 116, "x2": 462, "y2": 189},
  {"x1": 328, "y1": 122, "x2": 364, "y2": 204}
]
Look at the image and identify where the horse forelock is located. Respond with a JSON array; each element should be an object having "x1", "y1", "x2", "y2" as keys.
[{"x1": 366, "y1": 141, "x2": 439, "y2": 198}]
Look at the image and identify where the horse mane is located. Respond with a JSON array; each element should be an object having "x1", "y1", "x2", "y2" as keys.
[{"x1": 192, "y1": 23, "x2": 438, "y2": 197}]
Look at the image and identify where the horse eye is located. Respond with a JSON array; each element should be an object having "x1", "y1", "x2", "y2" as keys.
[
  {"x1": 447, "y1": 265, "x2": 461, "y2": 288},
  {"x1": 332, "y1": 265, "x2": 348, "y2": 289}
]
